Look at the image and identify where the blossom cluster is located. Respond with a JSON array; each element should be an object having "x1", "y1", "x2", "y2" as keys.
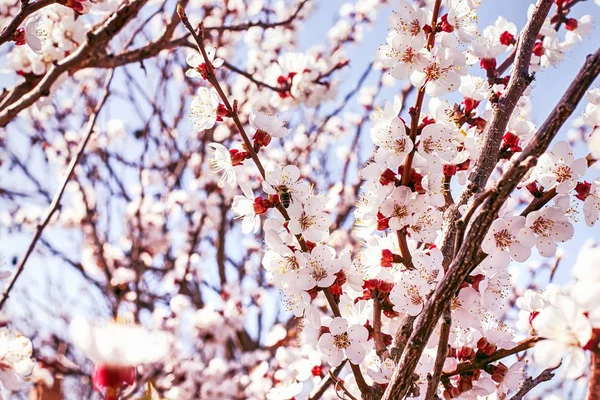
[
  {"x1": 1, "y1": 0, "x2": 599, "y2": 399},
  {"x1": 185, "y1": 0, "x2": 600, "y2": 398}
]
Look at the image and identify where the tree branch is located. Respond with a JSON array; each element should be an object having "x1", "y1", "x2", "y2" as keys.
[
  {"x1": 443, "y1": 336, "x2": 542, "y2": 378},
  {"x1": 0, "y1": 71, "x2": 114, "y2": 310},
  {"x1": 0, "y1": 0, "x2": 57, "y2": 48},
  {"x1": 382, "y1": 14, "x2": 597, "y2": 400},
  {"x1": 510, "y1": 365, "x2": 558, "y2": 400},
  {"x1": 425, "y1": 306, "x2": 451, "y2": 399}
]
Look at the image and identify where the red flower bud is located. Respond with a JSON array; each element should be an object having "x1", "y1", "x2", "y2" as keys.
[
  {"x1": 253, "y1": 197, "x2": 272, "y2": 215},
  {"x1": 311, "y1": 365, "x2": 322, "y2": 377},
  {"x1": 381, "y1": 250, "x2": 403, "y2": 267},
  {"x1": 463, "y1": 98, "x2": 480, "y2": 114},
  {"x1": 526, "y1": 181, "x2": 544, "y2": 198},
  {"x1": 12, "y1": 28, "x2": 26, "y2": 45},
  {"x1": 479, "y1": 58, "x2": 497, "y2": 71},
  {"x1": 229, "y1": 149, "x2": 249, "y2": 166},
  {"x1": 377, "y1": 212, "x2": 390, "y2": 231},
  {"x1": 499, "y1": 31, "x2": 516, "y2": 46},
  {"x1": 443, "y1": 164, "x2": 457, "y2": 177},
  {"x1": 253, "y1": 129, "x2": 272, "y2": 148},
  {"x1": 533, "y1": 42, "x2": 544, "y2": 57},
  {"x1": 529, "y1": 311, "x2": 540, "y2": 325},
  {"x1": 440, "y1": 14, "x2": 454, "y2": 33},
  {"x1": 380, "y1": 169, "x2": 397, "y2": 186},
  {"x1": 565, "y1": 18, "x2": 578, "y2": 31},
  {"x1": 575, "y1": 181, "x2": 592, "y2": 201},
  {"x1": 93, "y1": 364, "x2": 136, "y2": 396},
  {"x1": 216, "y1": 103, "x2": 229, "y2": 121}
]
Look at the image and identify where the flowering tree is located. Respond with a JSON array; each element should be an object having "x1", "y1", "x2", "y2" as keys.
[{"x1": 0, "y1": 0, "x2": 600, "y2": 399}]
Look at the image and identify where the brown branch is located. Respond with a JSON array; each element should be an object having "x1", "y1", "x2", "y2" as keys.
[
  {"x1": 389, "y1": 314, "x2": 416, "y2": 362},
  {"x1": 510, "y1": 365, "x2": 558, "y2": 400},
  {"x1": 443, "y1": 336, "x2": 542, "y2": 378},
  {"x1": 0, "y1": 0, "x2": 57, "y2": 48},
  {"x1": 400, "y1": 0, "x2": 442, "y2": 187},
  {"x1": 308, "y1": 361, "x2": 347, "y2": 400},
  {"x1": 203, "y1": 0, "x2": 309, "y2": 32},
  {"x1": 382, "y1": 5, "x2": 591, "y2": 398},
  {"x1": 588, "y1": 346, "x2": 600, "y2": 400},
  {"x1": 0, "y1": 0, "x2": 149, "y2": 127},
  {"x1": 217, "y1": 203, "x2": 228, "y2": 286},
  {"x1": 221, "y1": 59, "x2": 288, "y2": 92},
  {"x1": 373, "y1": 298, "x2": 386, "y2": 359},
  {"x1": 394, "y1": 0, "x2": 443, "y2": 271},
  {"x1": 0, "y1": 71, "x2": 114, "y2": 310},
  {"x1": 467, "y1": 0, "x2": 552, "y2": 193},
  {"x1": 178, "y1": 3, "x2": 369, "y2": 390},
  {"x1": 425, "y1": 306, "x2": 451, "y2": 399}
]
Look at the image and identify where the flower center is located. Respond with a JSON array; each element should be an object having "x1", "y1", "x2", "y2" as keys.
[
  {"x1": 401, "y1": 47, "x2": 416, "y2": 64},
  {"x1": 392, "y1": 204, "x2": 408, "y2": 220},
  {"x1": 394, "y1": 137, "x2": 408, "y2": 154},
  {"x1": 424, "y1": 62, "x2": 442, "y2": 81},
  {"x1": 408, "y1": 286, "x2": 422, "y2": 305},
  {"x1": 310, "y1": 261, "x2": 328, "y2": 281},
  {"x1": 333, "y1": 332, "x2": 351, "y2": 349},
  {"x1": 426, "y1": 269, "x2": 439, "y2": 285},
  {"x1": 280, "y1": 256, "x2": 299, "y2": 273},
  {"x1": 299, "y1": 213, "x2": 316, "y2": 230},
  {"x1": 553, "y1": 165, "x2": 572, "y2": 183},
  {"x1": 409, "y1": 20, "x2": 421, "y2": 36},
  {"x1": 493, "y1": 229, "x2": 513, "y2": 248},
  {"x1": 531, "y1": 216, "x2": 554, "y2": 237},
  {"x1": 422, "y1": 136, "x2": 442, "y2": 154}
]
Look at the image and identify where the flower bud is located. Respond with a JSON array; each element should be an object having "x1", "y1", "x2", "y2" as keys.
[{"x1": 93, "y1": 364, "x2": 136, "y2": 399}]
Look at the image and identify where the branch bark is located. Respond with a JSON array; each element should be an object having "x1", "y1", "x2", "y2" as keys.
[
  {"x1": 382, "y1": 34, "x2": 600, "y2": 400},
  {"x1": 588, "y1": 348, "x2": 600, "y2": 400},
  {"x1": 510, "y1": 366, "x2": 558, "y2": 400},
  {"x1": 425, "y1": 306, "x2": 451, "y2": 399}
]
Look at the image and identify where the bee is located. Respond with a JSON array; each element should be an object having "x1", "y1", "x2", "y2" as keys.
[{"x1": 276, "y1": 185, "x2": 292, "y2": 208}]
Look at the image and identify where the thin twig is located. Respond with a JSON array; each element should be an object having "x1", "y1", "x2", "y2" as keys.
[
  {"x1": 509, "y1": 365, "x2": 559, "y2": 400},
  {"x1": 443, "y1": 336, "x2": 542, "y2": 378},
  {"x1": 203, "y1": 0, "x2": 309, "y2": 32},
  {"x1": 372, "y1": 298, "x2": 387, "y2": 359},
  {"x1": 0, "y1": 71, "x2": 114, "y2": 310},
  {"x1": 308, "y1": 361, "x2": 347, "y2": 400},
  {"x1": 425, "y1": 306, "x2": 451, "y2": 399}
]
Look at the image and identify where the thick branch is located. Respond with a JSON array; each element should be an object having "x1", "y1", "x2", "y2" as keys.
[
  {"x1": 588, "y1": 349, "x2": 600, "y2": 400},
  {"x1": 382, "y1": 37, "x2": 599, "y2": 400}
]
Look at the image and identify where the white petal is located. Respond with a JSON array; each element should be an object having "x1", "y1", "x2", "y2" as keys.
[{"x1": 329, "y1": 317, "x2": 348, "y2": 335}]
